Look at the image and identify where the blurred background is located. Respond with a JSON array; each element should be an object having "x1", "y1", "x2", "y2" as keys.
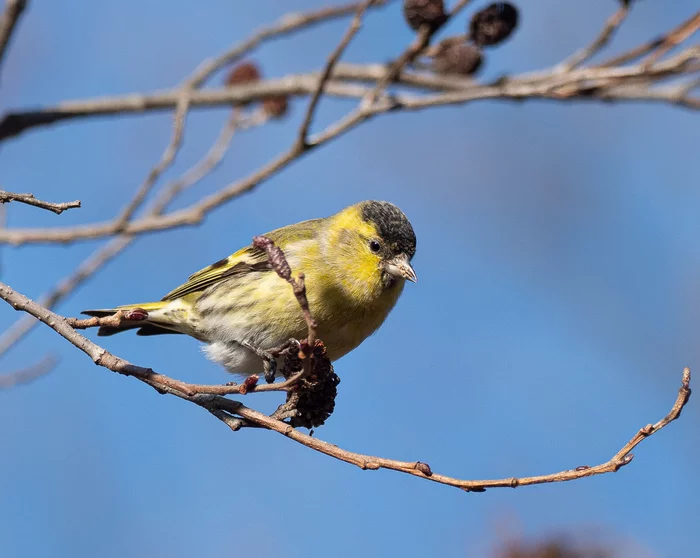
[{"x1": 1, "y1": 1, "x2": 699, "y2": 556}]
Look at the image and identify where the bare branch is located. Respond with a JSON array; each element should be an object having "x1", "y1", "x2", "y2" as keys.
[
  {"x1": 0, "y1": 113, "x2": 245, "y2": 359},
  {"x1": 252, "y1": 235, "x2": 318, "y2": 342},
  {"x1": 0, "y1": 282, "x2": 691, "y2": 492},
  {"x1": 0, "y1": 1, "x2": 391, "y2": 142},
  {"x1": 232, "y1": 366, "x2": 691, "y2": 491},
  {"x1": 0, "y1": 189, "x2": 81, "y2": 214},
  {"x1": 297, "y1": 0, "x2": 374, "y2": 147},
  {"x1": 111, "y1": 93, "x2": 191, "y2": 229},
  {"x1": 366, "y1": 0, "x2": 474, "y2": 104},
  {"x1": 0, "y1": 0, "x2": 27, "y2": 73},
  {"x1": 2, "y1": 45, "x2": 697, "y2": 143},
  {"x1": 557, "y1": 4, "x2": 630, "y2": 72},
  {"x1": 598, "y1": 10, "x2": 700, "y2": 68},
  {"x1": 1, "y1": 47, "x2": 696, "y2": 247},
  {"x1": 0, "y1": 79, "x2": 366, "y2": 141},
  {"x1": 642, "y1": 10, "x2": 700, "y2": 68},
  {"x1": 0, "y1": 236, "x2": 132, "y2": 359},
  {"x1": 0, "y1": 354, "x2": 56, "y2": 389}
]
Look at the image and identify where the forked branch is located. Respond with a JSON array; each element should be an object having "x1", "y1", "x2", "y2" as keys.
[{"x1": 0, "y1": 279, "x2": 691, "y2": 492}]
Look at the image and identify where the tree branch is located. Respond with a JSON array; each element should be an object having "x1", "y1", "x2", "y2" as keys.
[
  {"x1": 0, "y1": 354, "x2": 56, "y2": 389},
  {"x1": 642, "y1": 10, "x2": 700, "y2": 68},
  {"x1": 0, "y1": 189, "x2": 81, "y2": 214},
  {"x1": 598, "y1": 10, "x2": 700, "y2": 68},
  {"x1": 297, "y1": 0, "x2": 374, "y2": 148},
  {"x1": 556, "y1": 4, "x2": 630, "y2": 72},
  {"x1": 366, "y1": 0, "x2": 474, "y2": 104},
  {"x1": 0, "y1": 112, "x2": 246, "y2": 360},
  {"x1": 0, "y1": 0, "x2": 27, "y2": 74},
  {"x1": 0, "y1": 281, "x2": 691, "y2": 492},
  {"x1": 0, "y1": 47, "x2": 697, "y2": 246}
]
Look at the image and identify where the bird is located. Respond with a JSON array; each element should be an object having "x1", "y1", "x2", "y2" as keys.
[{"x1": 82, "y1": 200, "x2": 417, "y2": 378}]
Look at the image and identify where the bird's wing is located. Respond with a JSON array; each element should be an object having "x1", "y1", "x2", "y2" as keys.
[{"x1": 160, "y1": 218, "x2": 322, "y2": 301}]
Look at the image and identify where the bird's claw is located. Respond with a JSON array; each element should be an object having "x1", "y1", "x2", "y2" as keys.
[{"x1": 263, "y1": 358, "x2": 277, "y2": 384}]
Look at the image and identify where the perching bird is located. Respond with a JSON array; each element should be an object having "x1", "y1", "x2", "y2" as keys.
[{"x1": 82, "y1": 200, "x2": 417, "y2": 377}]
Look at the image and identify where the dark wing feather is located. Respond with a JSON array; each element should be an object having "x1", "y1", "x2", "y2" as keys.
[{"x1": 160, "y1": 218, "x2": 322, "y2": 301}]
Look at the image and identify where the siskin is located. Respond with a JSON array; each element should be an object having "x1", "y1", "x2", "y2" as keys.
[{"x1": 83, "y1": 200, "x2": 417, "y2": 377}]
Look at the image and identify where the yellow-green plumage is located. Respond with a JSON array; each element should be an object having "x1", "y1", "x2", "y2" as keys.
[{"x1": 83, "y1": 201, "x2": 417, "y2": 377}]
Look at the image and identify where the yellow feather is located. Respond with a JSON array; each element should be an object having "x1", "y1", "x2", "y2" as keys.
[{"x1": 82, "y1": 200, "x2": 416, "y2": 372}]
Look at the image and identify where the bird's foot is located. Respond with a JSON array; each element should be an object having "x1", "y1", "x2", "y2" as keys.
[
  {"x1": 269, "y1": 338, "x2": 301, "y2": 358},
  {"x1": 241, "y1": 339, "x2": 301, "y2": 384}
]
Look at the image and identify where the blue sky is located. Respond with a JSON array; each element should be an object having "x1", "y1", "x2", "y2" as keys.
[{"x1": 1, "y1": 1, "x2": 699, "y2": 557}]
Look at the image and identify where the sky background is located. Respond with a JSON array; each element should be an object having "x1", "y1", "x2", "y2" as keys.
[{"x1": 1, "y1": 1, "x2": 699, "y2": 557}]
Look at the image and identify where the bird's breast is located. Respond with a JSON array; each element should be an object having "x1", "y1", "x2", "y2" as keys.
[{"x1": 308, "y1": 275, "x2": 405, "y2": 361}]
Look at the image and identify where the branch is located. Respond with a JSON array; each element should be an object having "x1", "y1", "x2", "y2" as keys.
[
  {"x1": 297, "y1": 0, "x2": 374, "y2": 147},
  {"x1": 642, "y1": 10, "x2": 700, "y2": 68},
  {"x1": 0, "y1": 113, "x2": 245, "y2": 359},
  {"x1": 598, "y1": 10, "x2": 700, "y2": 68},
  {"x1": 0, "y1": 78, "x2": 370, "y2": 141},
  {"x1": 2, "y1": 48, "x2": 697, "y2": 246},
  {"x1": 366, "y1": 0, "x2": 474, "y2": 104},
  {"x1": 0, "y1": 189, "x2": 81, "y2": 214},
  {"x1": 556, "y1": 4, "x2": 630, "y2": 72},
  {"x1": 2, "y1": 45, "x2": 697, "y2": 143},
  {"x1": 0, "y1": 0, "x2": 26, "y2": 73},
  {"x1": 0, "y1": 354, "x2": 56, "y2": 389},
  {"x1": 0, "y1": 281, "x2": 691, "y2": 492},
  {"x1": 0, "y1": 1, "x2": 392, "y2": 142},
  {"x1": 110, "y1": 93, "x2": 190, "y2": 230},
  {"x1": 252, "y1": 235, "x2": 317, "y2": 346}
]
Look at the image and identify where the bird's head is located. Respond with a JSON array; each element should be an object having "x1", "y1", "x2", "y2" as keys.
[{"x1": 323, "y1": 200, "x2": 417, "y2": 299}]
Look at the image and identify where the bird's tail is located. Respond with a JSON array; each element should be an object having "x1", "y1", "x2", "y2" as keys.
[{"x1": 81, "y1": 301, "x2": 183, "y2": 337}]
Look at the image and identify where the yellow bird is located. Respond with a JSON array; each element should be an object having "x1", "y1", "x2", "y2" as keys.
[{"x1": 83, "y1": 200, "x2": 417, "y2": 377}]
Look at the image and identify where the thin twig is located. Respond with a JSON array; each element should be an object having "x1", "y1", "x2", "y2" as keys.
[
  {"x1": 0, "y1": 114, "x2": 244, "y2": 359},
  {"x1": 3, "y1": 48, "x2": 697, "y2": 247},
  {"x1": 185, "y1": 0, "x2": 392, "y2": 90},
  {"x1": 0, "y1": 79, "x2": 370, "y2": 141},
  {"x1": 0, "y1": 0, "x2": 27, "y2": 73},
  {"x1": 642, "y1": 11, "x2": 700, "y2": 68},
  {"x1": 231, "y1": 367, "x2": 690, "y2": 491},
  {"x1": 111, "y1": 93, "x2": 191, "y2": 229},
  {"x1": 297, "y1": 0, "x2": 375, "y2": 147},
  {"x1": 598, "y1": 10, "x2": 700, "y2": 68},
  {"x1": 0, "y1": 354, "x2": 56, "y2": 389},
  {"x1": 0, "y1": 236, "x2": 132, "y2": 359},
  {"x1": 65, "y1": 309, "x2": 148, "y2": 329},
  {"x1": 253, "y1": 235, "x2": 318, "y2": 347},
  {"x1": 366, "y1": 0, "x2": 474, "y2": 105},
  {"x1": 0, "y1": 64, "x2": 480, "y2": 141},
  {"x1": 2, "y1": 44, "x2": 697, "y2": 144},
  {"x1": 556, "y1": 5, "x2": 630, "y2": 72},
  {"x1": 0, "y1": 190, "x2": 81, "y2": 214},
  {"x1": 0, "y1": 282, "x2": 691, "y2": 493},
  {"x1": 0, "y1": 2, "x2": 391, "y2": 142}
]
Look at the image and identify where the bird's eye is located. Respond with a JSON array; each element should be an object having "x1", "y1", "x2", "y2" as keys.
[{"x1": 369, "y1": 240, "x2": 381, "y2": 253}]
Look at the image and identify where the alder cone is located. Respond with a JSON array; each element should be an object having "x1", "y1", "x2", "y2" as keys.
[
  {"x1": 225, "y1": 62, "x2": 261, "y2": 85},
  {"x1": 469, "y1": 2, "x2": 519, "y2": 47},
  {"x1": 433, "y1": 39, "x2": 483, "y2": 76},
  {"x1": 225, "y1": 62, "x2": 262, "y2": 107},
  {"x1": 263, "y1": 96, "x2": 289, "y2": 119},
  {"x1": 403, "y1": 0, "x2": 447, "y2": 31}
]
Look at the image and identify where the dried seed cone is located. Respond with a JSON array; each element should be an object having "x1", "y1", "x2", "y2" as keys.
[
  {"x1": 432, "y1": 39, "x2": 483, "y2": 76},
  {"x1": 225, "y1": 62, "x2": 261, "y2": 107},
  {"x1": 283, "y1": 340, "x2": 340, "y2": 429},
  {"x1": 263, "y1": 95, "x2": 289, "y2": 119},
  {"x1": 225, "y1": 62, "x2": 261, "y2": 86},
  {"x1": 403, "y1": 0, "x2": 447, "y2": 32},
  {"x1": 469, "y1": 2, "x2": 519, "y2": 47}
]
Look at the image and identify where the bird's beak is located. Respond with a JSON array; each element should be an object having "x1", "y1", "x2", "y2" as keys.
[{"x1": 384, "y1": 254, "x2": 417, "y2": 283}]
